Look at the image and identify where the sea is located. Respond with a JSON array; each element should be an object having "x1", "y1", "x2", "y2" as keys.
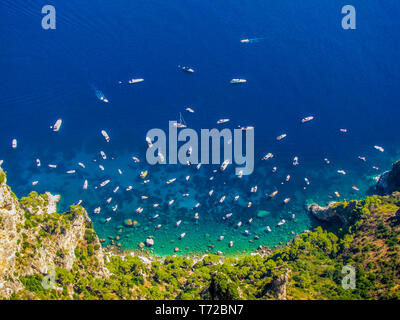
[{"x1": 1, "y1": 0, "x2": 399, "y2": 256}]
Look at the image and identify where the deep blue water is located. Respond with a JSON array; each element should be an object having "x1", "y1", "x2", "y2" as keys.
[{"x1": 1, "y1": 0, "x2": 399, "y2": 255}]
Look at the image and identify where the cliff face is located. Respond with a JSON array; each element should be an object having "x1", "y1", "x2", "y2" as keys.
[
  {"x1": 377, "y1": 160, "x2": 400, "y2": 194},
  {"x1": 308, "y1": 200, "x2": 359, "y2": 224},
  {"x1": 0, "y1": 169, "x2": 106, "y2": 298},
  {"x1": 0, "y1": 170, "x2": 25, "y2": 296}
]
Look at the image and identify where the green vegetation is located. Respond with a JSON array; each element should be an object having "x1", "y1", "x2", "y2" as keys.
[{"x1": 4, "y1": 187, "x2": 400, "y2": 300}]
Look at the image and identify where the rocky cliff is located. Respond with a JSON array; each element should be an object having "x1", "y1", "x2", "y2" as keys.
[
  {"x1": 308, "y1": 200, "x2": 359, "y2": 224},
  {"x1": 0, "y1": 168, "x2": 106, "y2": 298},
  {"x1": 376, "y1": 160, "x2": 400, "y2": 194}
]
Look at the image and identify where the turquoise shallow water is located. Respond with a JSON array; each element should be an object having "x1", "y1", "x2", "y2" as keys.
[{"x1": 2, "y1": 132, "x2": 399, "y2": 256}]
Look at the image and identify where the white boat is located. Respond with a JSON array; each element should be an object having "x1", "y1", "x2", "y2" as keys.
[
  {"x1": 176, "y1": 220, "x2": 182, "y2": 227},
  {"x1": 167, "y1": 178, "x2": 176, "y2": 184},
  {"x1": 179, "y1": 232, "x2": 186, "y2": 239},
  {"x1": 374, "y1": 145, "x2": 384, "y2": 152},
  {"x1": 78, "y1": 162, "x2": 85, "y2": 168},
  {"x1": 262, "y1": 153, "x2": 274, "y2": 160},
  {"x1": 126, "y1": 186, "x2": 133, "y2": 191},
  {"x1": 66, "y1": 170, "x2": 76, "y2": 174},
  {"x1": 36, "y1": 159, "x2": 41, "y2": 167},
  {"x1": 230, "y1": 78, "x2": 247, "y2": 84},
  {"x1": 113, "y1": 186, "x2": 119, "y2": 193},
  {"x1": 276, "y1": 134, "x2": 287, "y2": 141},
  {"x1": 168, "y1": 199, "x2": 175, "y2": 206},
  {"x1": 51, "y1": 119, "x2": 62, "y2": 132},
  {"x1": 301, "y1": 116, "x2": 314, "y2": 123},
  {"x1": 136, "y1": 207, "x2": 143, "y2": 213},
  {"x1": 240, "y1": 39, "x2": 250, "y2": 43},
  {"x1": 99, "y1": 165, "x2": 105, "y2": 171},
  {"x1": 101, "y1": 130, "x2": 110, "y2": 142},
  {"x1": 337, "y1": 170, "x2": 347, "y2": 175},
  {"x1": 173, "y1": 112, "x2": 187, "y2": 128},
  {"x1": 219, "y1": 196, "x2": 226, "y2": 203},
  {"x1": 179, "y1": 65, "x2": 194, "y2": 73},
  {"x1": 293, "y1": 156, "x2": 299, "y2": 166},
  {"x1": 12, "y1": 139, "x2": 17, "y2": 149},
  {"x1": 217, "y1": 118, "x2": 230, "y2": 124},
  {"x1": 146, "y1": 136, "x2": 153, "y2": 147},
  {"x1": 94, "y1": 207, "x2": 101, "y2": 214},
  {"x1": 266, "y1": 226, "x2": 272, "y2": 232},
  {"x1": 234, "y1": 195, "x2": 239, "y2": 201},
  {"x1": 83, "y1": 180, "x2": 88, "y2": 190},
  {"x1": 209, "y1": 189, "x2": 214, "y2": 196},
  {"x1": 277, "y1": 219, "x2": 286, "y2": 226},
  {"x1": 100, "y1": 151, "x2": 107, "y2": 160},
  {"x1": 94, "y1": 88, "x2": 109, "y2": 103},
  {"x1": 128, "y1": 78, "x2": 144, "y2": 84},
  {"x1": 185, "y1": 107, "x2": 195, "y2": 113},
  {"x1": 48, "y1": 164, "x2": 57, "y2": 168},
  {"x1": 32, "y1": 181, "x2": 39, "y2": 186},
  {"x1": 105, "y1": 217, "x2": 111, "y2": 222},
  {"x1": 186, "y1": 175, "x2": 190, "y2": 181},
  {"x1": 132, "y1": 156, "x2": 140, "y2": 163},
  {"x1": 100, "y1": 179, "x2": 110, "y2": 187},
  {"x1": 106, "y1": 197, "x2": 112, "y2": 204},
  {"x1": 220, "y1": 159, "x2": 230, "y2": 171}
]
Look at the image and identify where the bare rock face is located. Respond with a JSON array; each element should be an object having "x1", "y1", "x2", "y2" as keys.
[
  {"x1": 261, "y1": 268, "x2": 291, "y2": 300},
  {"x1": 308, "y1": 200, "x2": 358, "y2": 224},
  {"x1": 0, "y1": 168, "x2": 106, "y2": 298},
  {"x1": 270, "y1": 269, "x2": 291, "y2": 300},
  {"x1": 377, "y1": 160, "x2": 400, "y2": 194},
  {"x1": 0, "y1": 170, "x2": 24, "y2": 297}
]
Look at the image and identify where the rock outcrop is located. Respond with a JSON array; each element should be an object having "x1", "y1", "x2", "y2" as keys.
[
  {"x1": 270, "y1": 269, "x2": 291, "y2": 300},
  {"x1": 376, "y1": 160, "x2": 400, "y2": 194},
  {"x1": 308, "y1": 200, "x2": 358, "y2": 224},
  {"x1": 0, "y1": 168, "x2": 106, "y2": 298}
]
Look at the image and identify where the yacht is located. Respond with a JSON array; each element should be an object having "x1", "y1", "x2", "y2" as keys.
[
  {"x1": 230, "y1": 78, "x2": 247, "y2": 84},
  {"x1": 128, "y1": 78, "x2": 144, "y2": 84},
  {"x1": 101, "y1": 130, "x2": 110, "y2": 142},
  {"x1": 52, "y1": 119, "x2": 62, "y2": 132}
]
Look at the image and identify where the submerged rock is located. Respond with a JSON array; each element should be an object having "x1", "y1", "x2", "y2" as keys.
[
  {"x1": 124, "y1": 219, "x2": 133, "y2": 227},
  {"x1": 257, "y1": 210, "x2": 270, "y2": 218}
]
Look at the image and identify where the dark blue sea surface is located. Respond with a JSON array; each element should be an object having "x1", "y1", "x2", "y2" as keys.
[{"x1": 1, "y1": 0, "x2": 399, "y2": 255}]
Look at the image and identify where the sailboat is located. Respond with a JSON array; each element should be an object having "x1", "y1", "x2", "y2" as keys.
[{"x1": 174, "y1": 112, "x2": 187, "y2": 128}]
